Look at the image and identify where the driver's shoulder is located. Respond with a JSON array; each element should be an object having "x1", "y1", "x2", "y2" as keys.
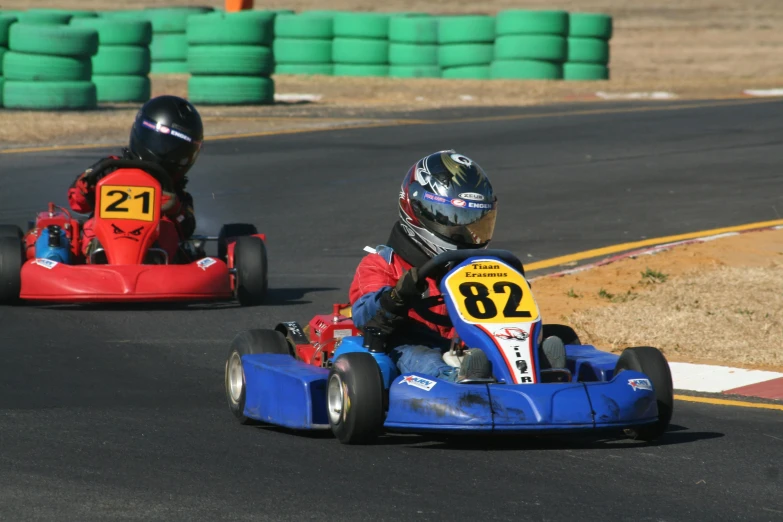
[{"x1": 362, "y1": 244, "x2": 395, "y2": 265}]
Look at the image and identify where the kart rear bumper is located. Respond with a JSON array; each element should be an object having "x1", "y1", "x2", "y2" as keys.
[
  {"x1": 240, "y1": 354, "x2": 659, "y2": 433},
  {"x1": 19, "y1": 257, "x2": 233, "y2": 302}
]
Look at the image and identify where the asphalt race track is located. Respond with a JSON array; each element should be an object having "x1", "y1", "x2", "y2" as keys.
[{"x1": 1, "y1": 98, "x2": 782, "y2": 521}]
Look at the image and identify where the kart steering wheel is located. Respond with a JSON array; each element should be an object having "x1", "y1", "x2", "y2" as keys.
[
  {"x1": 412, "y1": 249, "x2": 526, "y2": 326},
  {"x1": 85, "y1": 158, "x2": 176, "y2": 193}
]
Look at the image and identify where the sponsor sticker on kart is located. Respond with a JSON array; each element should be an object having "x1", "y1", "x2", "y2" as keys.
[
  {"x1": 98, "y1": 185, "x2": 156, "y2": 222},
  {"x1": 399, "y1": 375, "x2": 438, "y2": 391},
  {"x1": 33, "y1": 258, "x2": 58, "y2": 269},
  {"x1": 627, "y1": 378, "x2": 653, "y2": 391},
  {"x1": 197, "y1": 257, "x2": 217, "y2": 270},
  {"x1": 494, "y1": 327, "x2": 528, "y2": 341}
]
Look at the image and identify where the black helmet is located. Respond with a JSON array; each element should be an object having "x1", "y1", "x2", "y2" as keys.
[
  {"x1": 128, "y1": 95, "x2": 203, "y2": 182},
  {"x1": 398, "y1": 150, "x2": 497, "y2": 258}
]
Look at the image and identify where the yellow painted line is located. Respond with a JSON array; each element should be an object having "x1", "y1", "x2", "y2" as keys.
[
  {"x1": 525, "y1": 219, "x2": 783, "y2": 272},
  {"x1": 0, "y1": 96, "x2": 775, "y2": 156},
  {"x1": 675, "y1": 394, "x2": 783, "y2": 411}
]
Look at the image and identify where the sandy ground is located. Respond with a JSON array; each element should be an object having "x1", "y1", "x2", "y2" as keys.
[
  {"x1": 531, "y1": 227, "x2": 783, "y2": 371},
  {"x1": 1, "y1": 0, "x2": 782, "y2": 147}
]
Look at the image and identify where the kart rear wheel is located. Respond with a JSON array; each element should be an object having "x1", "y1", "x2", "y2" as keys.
[
  {"x1": 615, "y1": 346, "x2": 673, "y2": 442},
  {"x1": 328, "y1": 352, "x2": 385, "y2": 445},
  {"x1": 218, "y1": 223, "x2": 259, "y2": 261},
  {"x1": 225, "y1": 329, "x2": 292, "y2": 424},
  {"x1": 233, "y1": 236, "x2": 268, "y2": 306},
  {"x1": 0, "y1": 237, "x2": 24, "y2": 304},
  {"x1": 0, "y1": 225, "x2": 23, "y2": 239}
]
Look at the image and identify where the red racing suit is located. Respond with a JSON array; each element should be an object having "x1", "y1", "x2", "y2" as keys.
[{"x1": 67, "y1": 150, "x2": 196, "y2": 259}]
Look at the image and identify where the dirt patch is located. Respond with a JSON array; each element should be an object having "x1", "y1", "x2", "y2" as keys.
[
  {"x1": 531, "y1": 228, "x2": 783, "y2": 370},
  {"x1": 1, "y1": 0, "x2": 782, "y2": 147}
]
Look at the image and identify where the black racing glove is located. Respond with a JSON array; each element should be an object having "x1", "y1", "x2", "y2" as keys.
[{"x1": 379, "y1": 268, "x2": 426, "y2": 316}]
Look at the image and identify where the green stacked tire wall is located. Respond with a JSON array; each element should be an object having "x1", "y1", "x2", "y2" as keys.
[
  {"x1": 273, "y1": 14, "x2": 333, "y2": 76},
  {"x1": 3, "y1": 23, "x2": 98, "y2": 110},
  {"x1": 492, "y1": 10, "x2": 567, "y2": 80},
  {"x1": 146, "y1": 7, "x2": 212, "y2": 74},
  {"x1": 388, "y1": 16, "x2": 439, "y2": 78},
  {"x1": 332, "y1": 12, "x2": 389, "y2": 77},
  {"x1": 565, "y1": 13, "x2": 612, "y2": 81},
  {"x1": 438, "y1": 16, "x2": 495, "y2": 79},
  {"x1": 186, "y1": 11, "x2": 275, "y2": 105},
  {"x1": 0, "y1": 15, "x2": 17, "y2": 107},
  {"x1": 71, "y1": 18, "x2": 152, "y2": 102}
]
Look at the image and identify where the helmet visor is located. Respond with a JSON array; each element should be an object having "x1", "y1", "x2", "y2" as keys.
[
  {"x1": 410, "y1": 189, "x2": 497, "y2": 248},
  {"x1": 138, "y1": 119, "x2": 202, "y2": 169}
]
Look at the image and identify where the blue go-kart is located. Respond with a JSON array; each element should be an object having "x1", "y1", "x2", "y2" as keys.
[{"x1": 224, "y1": 249, "x2": 674, "y2": 445}]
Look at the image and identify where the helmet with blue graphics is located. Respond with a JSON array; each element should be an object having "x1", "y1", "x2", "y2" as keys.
[{"x1": 398, "y1": 150, "x2": 497, "y2": 258}]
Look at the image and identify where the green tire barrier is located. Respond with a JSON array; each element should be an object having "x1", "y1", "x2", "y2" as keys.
[
  {"x1": 145, "y1": 7, "x2": 213, "y2": 33},
  {"x1": 0, "y1": 76, "x2": 3, "y2": 107},
  {"x1": 438, "y1": 16, "x2": 495, "y2": 44},
  {"x1": 490, "y1": 59, "x2": 563, "y2": 80},
  {"x1": 568, "y1": 13, "x2": 612, "y2": 39},
  {"x1": 274, "y1": 14, "x2": 333, "y2": 39},
  {"x1": 3, "y1": 80, "x2": 97, "y2": 109},
  {"x1": 332, "y1": 38, "x2": 388, "y2": 65},
  {"x1": 151, "y1": 33, "x2": 187, "y2": 62},
  {"x1": 567, "y1": 37, "x2": 609, "y2": 64},
  {"x1": 438, "y1": 44, "x2": 494, "y2": 68},
  {"x1": 333, "y1": 12, "x2": 389, "y2": 39},
  {"x1": 188, "y1": 75, "x2": 274, "y2": 105},
  {"x1": 9, "y1": 24, "x2": 99, "y2": 57},
  {"x1": 28, "y1": 9, "x2": 97, "y2": 19},
  {"x1": 389, "y1": 17, "x2": 437, "y2": 44},
  {"x1": 70, "y1": 18, "x2": 152, "y2": 46},
  {"x1": 563, "y1": 62, "x2": 608, "y2": 80},
  {"x1": 389, "y1": 65, "x2": 440, "y2": 78},
  {"x1": 0, "y1": 47, "x2": 5, "y2": 75},
  {"x1": 273, "y1": 39, "x2": 331, "y2": 64},
  {"x1": 151, "y1": 60, "x2": 188, "y2": 73},
  {"x1": 188, "y1": 45, "x2": 273, "y2": 75},
  {"x1": 494, "y1": 35, "x2": 567, "y2": 62},
  {"x1": 17, "y1": 11, "x2": 73, "y2": 25},
  {"x1": 1, "y1": 15, "x2": 17, "y2": 46},
  {"x1": 92, "y1": 45, "x2": 151, "y2": 76},
  {"x1": 333, "y1": 63, "x2": 388, "y2": 77},
  {"x1": 495, "y1": 10, "x2": 569, "y2": 36},
  {"x1": 275, "y1": 63, "x2": 333, "y2": 75},
  {"x1": 186, "y1": 11, "x2": 274, "y2": 46},
  {"x1": 389, "y1": 43, "x2": 437, "y2": 66},
  {"x1": 93, "y1": 75, "x2": 151, "y2": 102},
  {"x1": 441, "y1": 65, "x2": 490, "y2": 80},
  {"x1": 3, "y1": 52, "x2": 92, "y2": 81}
]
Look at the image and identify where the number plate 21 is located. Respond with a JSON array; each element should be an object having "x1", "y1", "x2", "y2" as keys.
[
  {"x1": 444, "y1": 259, "x2": 540, "y2": 324},
  {"x1": 98, "y1": 185, "x2": 156, "y2": 222}
]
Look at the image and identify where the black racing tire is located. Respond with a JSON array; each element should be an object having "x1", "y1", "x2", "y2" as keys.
[
  {"x1": 542, "y1": 324, "x2": 581, "y2": 345},
  {"x1": 225, "y1": 329, "x2": 292, "y2": 424},
  {"x1": 0, "y1": 237, "x2": 24, "y2": 304},
  {"x1": 218, "y1": 222, "x2": 259, "y2": 261},
  {"x1": 615, "y1": 346, "x2": 674, "y2": 442},
  {"x1": 233, "y1": 236, "x2": 268, "y2": 306},
  {"x1": 327, "y1": 352, "x2": 385, "y2": 444},
  {"x1": 0, "y1": 225, "x2": 23, "y2": 239}
]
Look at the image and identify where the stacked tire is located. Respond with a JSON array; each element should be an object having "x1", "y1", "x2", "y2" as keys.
[
  {"x1": 3, "y1": 23, "x2": 99, "y2": 110},
  {"x1": 71, "y1": 17, "x2": 152, "y2": 102},
  {"x1": 146, "y1": 7, "x2": 212, "y2": 73},
  {"x1": 16, "y1": 10, "x2": 73, "y2": 26},
  {"x1": 186, "y1": 12, "x2": 275, "y2": 105},
  {"x1": 565, "y1": 13, "x2": 612, "y2": 81},
  {"x1": 388, "y1": 16, "x2": 440, "y2": 78},
  {"x1": 438, "y1": 16, "x2": 495, "y2": 80},
  {"x1": 273, "y1": 14, "x2": 333, "y2": 76},
  {"x1": 332, "y1": 12, "x2": 389, "y2": 77},
  {"x1": 0, "y1": 15, "x2": 16, "y2": 108},
  {"x1": 491, "y1": 10, "x2": 568, "y2": 80}
]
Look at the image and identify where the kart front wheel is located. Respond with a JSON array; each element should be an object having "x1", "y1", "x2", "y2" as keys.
[
  {"x1": 328, "y1": 352, "x2": 385, "y2": 445},
  {"x1": 233, "y1": 236, "x2": 268, "y2": 306},
  {"x1": 218, "y1": 223, "x2": 259, "y2": 261},
  {"x1": 0, "y1": 237, "x2": 24, "y2": 305},
  {"x1": 615, "y1": 346, "x2": 673, "y2": 442},
  {"x1": 225, "y1": 329, "x2": 292, "y2": 424},
  {"x1": 0, "y1": 225, "x2": 23, "y2": 239}
]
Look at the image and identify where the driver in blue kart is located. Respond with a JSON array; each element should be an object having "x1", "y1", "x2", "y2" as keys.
[
  {"x1": 67, "y1": 95, "x2": 203, "y2": 262},
  {"x1": 348, "y1": 150, "x2": 501, "y2": 383}
]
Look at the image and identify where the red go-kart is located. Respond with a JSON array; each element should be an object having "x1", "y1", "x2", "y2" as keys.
[{"x1": 0, "y1": 159, "x2": 268, "y2": 306}]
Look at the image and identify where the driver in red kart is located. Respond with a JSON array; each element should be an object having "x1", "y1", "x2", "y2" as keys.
[
  {"x1": 349, "y1": 150, "x2": 567, "y2": 383},
  {"x1": 67, "y1": 95, "x2": 203, "y2": 262}
]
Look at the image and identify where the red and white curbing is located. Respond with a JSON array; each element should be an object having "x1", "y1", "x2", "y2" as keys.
[{"x1": 529, "y1": 224, "x2": 783, "y2": 402}]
